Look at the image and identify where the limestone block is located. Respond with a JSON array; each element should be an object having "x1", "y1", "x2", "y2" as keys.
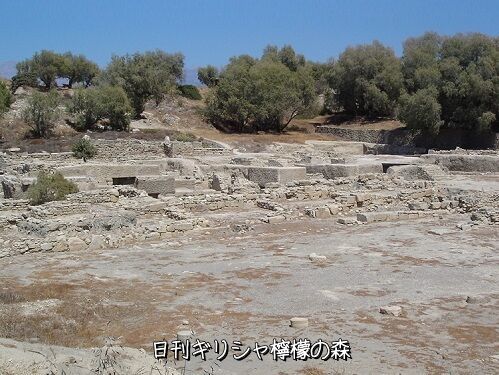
[
  {"x1": 135, "y1": 176, "x2": 175, "y2": 196},
  {"x1": 421, "y1": 154, "x2": 499, "y2": 172},
  {"x1": 306, "y1": 163, "x2": 383, "y2": 179},
  {"x1": 247, "y1": 167, "x2": 306, "y2": 187}
]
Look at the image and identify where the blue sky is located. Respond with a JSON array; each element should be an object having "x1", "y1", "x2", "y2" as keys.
[{"x1": 0, "y1": 0, "x2": 497, "y2": 78}]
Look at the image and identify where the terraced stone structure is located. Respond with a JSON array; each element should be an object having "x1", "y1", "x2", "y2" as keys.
[{"x1": 0, "y1": 137, "x2": 498, "y2": 374}]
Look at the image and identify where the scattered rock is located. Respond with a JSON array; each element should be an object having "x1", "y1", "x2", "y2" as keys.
[
  {"x1": 309, "y1": 253, "x2": 327, "y2": 262},
  {"x1": 290, "y1": 317, "x2": 309, "y2": 328},
  {"x1": 379, "y1": 305, "x2": 402, "y2": 317}
]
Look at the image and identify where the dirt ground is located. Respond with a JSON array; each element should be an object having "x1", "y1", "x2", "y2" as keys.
[{"x1": 1, "y1": 212, "x2": 498, "y2": 374}]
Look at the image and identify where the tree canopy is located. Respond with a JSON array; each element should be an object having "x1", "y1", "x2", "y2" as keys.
[
  {"x1": 197, "y1": 65, "x2": 219, "y2": 87},
  {"x1": 61, "y1": 53, "x2": 100, "y2": 88},
  {"x1": 69, "y1": 85, "x2": 132, "y2": 131},
  {"x1": 205, "y1": 47, "x2": 317, "y2": 132},
  {"x1": 102, "y1": 50, "x2": 184, "y2": 117},
  {"x1": 399, "y1": 32, "x2": 499, "y2": 133},
  {"x1": 328, "y1": 41, "x2": 404, "y2": 118},
  {"x1": 22, "y1": 90, "x2": 60, "y2": 138},
  {"x1": 14, "y1": 50, "x2": 100, "y2": 90}
]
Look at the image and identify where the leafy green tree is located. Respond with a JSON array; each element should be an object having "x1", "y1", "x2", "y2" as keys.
[
  {"x1": 204, "y1": 55, "x2": 257, "y2": 131},
  {"x1": 61, "y1": 53, "x2": 100, "y2": 88},
  {"x1": 398, "y1": 88, "x2": 443, "y2": 134},
  {"x1": 400, "y1": 32, "x2": 498, "y2": 133},
  {"x1": 197, "y1": 65, "x2": 219, "y2": 87},
  {"x1": 401, "y1": 32, "x2": 442, "y2": 92},
  {"x1": 0, "y1": 81, "x2": 12, "y2": 114},
  {"x1": 10, "y1": 72, "x2": 38, "y2": 92},
  {"x1": 28, "y1": 171, "x2": 78, "y2": 205},
  {"x1": 102, "y1": 50, "x2": 184, "y2": 116},
  {"x1": 22, "y1": 90, "x2": 60, "y2": 138},
  {"x1": 69, "y1": 88, "x2": 102, "y2": 129},
  {"x1": 98, "y1": 85, "x2": 132, "y2": 130},
  {"x1": 72, "y1": 137, "x2": 97, "y2": 161},
  {"x1": 262, "y1": 45, "x2": 306, "y2": 71},
  {"x1": 329, "y1": 41, "x2": 404, "y2": 118},
  {"x1": 17, "y1": 50, "x2": 66, "y2": 90},
  {"x1": 69, "y1": 86, "x2": 131, "y2": 131},
  {"x1": 205, "y1": 50, "x2": 316, "y2": 132}
]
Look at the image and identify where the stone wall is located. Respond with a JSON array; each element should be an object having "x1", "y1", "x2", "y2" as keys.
[
  {"x1": 316, "y1": 126, "x2": 498, "y2": 150},
  {"x1": 421, "y1": 154, "x2": 499, "y2": 172},
  {"x1": 94, "y1": 139, "x2": 164, "y2": 160},
  {"x1": 170, "y1": 141, "x2": 232, "y2": 157}
]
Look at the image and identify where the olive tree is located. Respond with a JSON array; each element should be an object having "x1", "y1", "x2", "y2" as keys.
[
  {"x1": 61, "y1": 53, "x2": 100, "y2": 88},
  {"x1": 398, "y1": 88, "x2": 443, "y2": 134},
  {"x1": 22, "y1": 90, "x2": 60, "y2": 138},
  {"x1": 102, "y1": 50, "x2": 184, "y2": 117},
  {"x1": 399, "y1": 32, "x2": 498, "y2": 133},
  {"x1": 329, "y1": 41, "x2": 404, "y2": 118},
  {"x1": 205, "y1": 50, "x2": 316, "y2": 132},
  {"x1": 69, "y1": 85, "x2": 132, "y2": 130},
  {"x1": 197, "y1": 65, "x2": 219, "y2": 87},
  {"x1": 16, "y1": 50, "x2": 66, "y2": 90}
]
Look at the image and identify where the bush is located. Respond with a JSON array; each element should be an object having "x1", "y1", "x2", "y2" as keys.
[
  {"x1": 28, "y1": 171, "x2": 78, "y2": 205},
  {"x1": 22, "y1": 90, "x2": 60, "y2": 138},
  {"x1": 178, "y1": 84, "x2": 202, "y2": 100},
  {"x1": 10, "y1": 72, "x2": 38, "y2": 92},
  {"x1": 0, "y1": 81, "x2": 12, "y2": 114},
  {"x1": 69, "y1": 86, "x2": 131, "y2": 131},
  {"x1": 172, "y1": 131, "x2": 198, "y2": 142},
  {"x1": 72, "y1": 137, "x2": 97, "y2": 161}
]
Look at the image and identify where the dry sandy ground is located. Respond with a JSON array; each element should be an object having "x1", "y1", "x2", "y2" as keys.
[{"x1": 1, "y1": 211, "x2": 498, "y2": 374}]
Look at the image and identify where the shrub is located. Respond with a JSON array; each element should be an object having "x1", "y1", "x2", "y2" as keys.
[
  {"x1": 98, "y1": 85, "x2": 132, "y2": 131},
  {"x1": 69, "y1": 86, "x2": 131, "y2": 131},
  {"x1": 22, "y1": 90, "x2": 60, "y2": 138},
  {"x1": 69, "y1": 88, "x2": 101, "y2": 130},
  {"x1": 28, "y1": 171, "x2": 78, "y2": 205},
  {"x1": 72, "y1": 137, "x2": 97, "y2": 161},
  {"x1": 173, "y1": 132, "x2": 198, "y2": 142},
  {"x1": 178, "y1": 84, "x2": 202, "y2": 100},
  {"x1": 10, "y1": 72, "x2": 38, "y2": 92},
  {"x1": 0, "y1": 81, "x2": 12, "y2": 114}
]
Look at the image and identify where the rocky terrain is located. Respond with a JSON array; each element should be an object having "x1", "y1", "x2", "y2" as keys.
[{"x1": 0, "y1": 119, "x2": 498, "y2": 373}]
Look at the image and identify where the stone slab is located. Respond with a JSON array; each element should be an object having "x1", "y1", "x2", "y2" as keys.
[{"x1": 247, "y1": 166, "x2": 306, "y2": 187}]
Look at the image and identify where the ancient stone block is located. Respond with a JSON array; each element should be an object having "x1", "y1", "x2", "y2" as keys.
[
  {"x1": 134, "y1": 176, "x2": 175, "y2": 196},
  {"x1": 247, "y1": 167, "x2": 306, "y2": 187},
  {"x1": 305, "y1": 163, "x2": 383, "y2": 179}
]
